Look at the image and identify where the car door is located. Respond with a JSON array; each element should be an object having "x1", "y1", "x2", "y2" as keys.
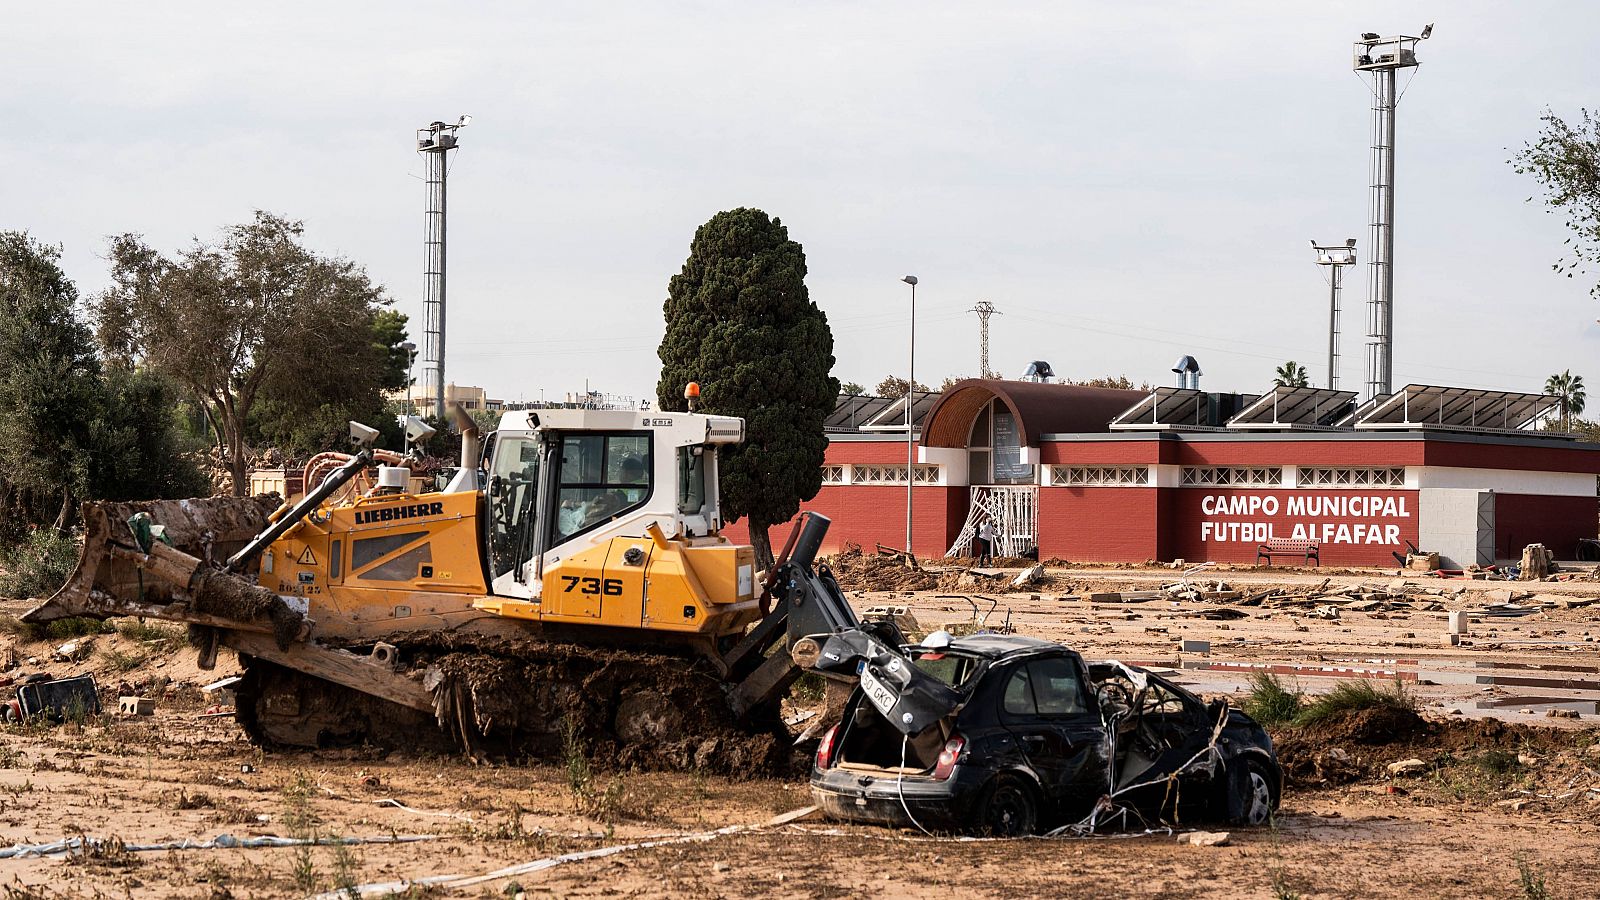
[{"x1": 998, "y1": 655, "x2": 1109, "y2": 818}]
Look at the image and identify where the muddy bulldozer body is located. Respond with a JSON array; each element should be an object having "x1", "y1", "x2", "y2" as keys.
[{"x1": 24, "y1": 409, "x2": 877, "y2": 769}]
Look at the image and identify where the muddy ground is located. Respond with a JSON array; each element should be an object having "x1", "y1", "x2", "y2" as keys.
[{"x1": 3, "y1": 559, "x2": 1600, "y2": 897}]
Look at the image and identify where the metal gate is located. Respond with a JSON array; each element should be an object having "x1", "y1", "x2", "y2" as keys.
[
  {"x1": 946, "y1": 486, "x2": 1038, "y2": 559},
  {"x1": 1476, "y1": 490, "x2": 1496, "y2": 565}
]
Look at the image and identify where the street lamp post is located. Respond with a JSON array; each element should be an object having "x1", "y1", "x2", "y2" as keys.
[{"x1": 902, "y1": 275, "x2": 918, "y2": 556}]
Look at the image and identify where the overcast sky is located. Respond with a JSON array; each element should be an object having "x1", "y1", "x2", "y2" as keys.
[{"x1": 6, "y1": 2, "x2": 1596, "y2": 405}]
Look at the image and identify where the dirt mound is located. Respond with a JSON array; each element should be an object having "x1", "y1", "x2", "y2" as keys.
[
  {"x1": 1273, "y1": 706, "x2": 1427, "y2": 787},
  {"x1": 1429, "y1": 717, "x2": 1589, "y2": 755},
  {"x1": 1308, "y1": 705, "x2": 1426, "y2": 745},
  {"x1": 824, "y1": 547, "x2": 939, "y2": 592},
  {"x1": 1273, "y1": 708, "x2": 1598, "y2": 790}
]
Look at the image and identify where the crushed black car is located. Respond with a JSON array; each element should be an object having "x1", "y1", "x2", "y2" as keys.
[{"x1": 809, "y1": 632, "x2": 1280, "y2": 836}]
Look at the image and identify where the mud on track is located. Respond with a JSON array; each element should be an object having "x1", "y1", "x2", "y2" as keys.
[{"x1": 388, "y1": 634, "x2": 791, "y2": 777}]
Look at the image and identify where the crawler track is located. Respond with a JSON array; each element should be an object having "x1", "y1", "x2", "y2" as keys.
[{"x1": 235, "y1": 636, "x2": 791, "y2": 776}]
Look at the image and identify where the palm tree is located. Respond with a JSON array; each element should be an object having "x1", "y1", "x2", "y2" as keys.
[
  {"x1": 1273, "y1": 361, "x2": 1309, "y2": 389},
  {"x1": 1545, "y1": 370, "x2": 1587, "y2": 430}
]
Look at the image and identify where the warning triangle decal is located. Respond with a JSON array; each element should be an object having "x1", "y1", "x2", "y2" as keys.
[{"x1": 297, "y1": 547, "x2": 317, "y2": 566}]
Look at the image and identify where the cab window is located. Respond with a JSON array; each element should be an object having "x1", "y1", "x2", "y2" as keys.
[
  {"x1": 553, "y1": 433, "x2": 651, "y2": 544},
  {"x1": 488, "y1": 435, "x2": 540, "y2": 578},
  {"x1": 677, "y1": 447, "x2": 706, "y2": 516}
]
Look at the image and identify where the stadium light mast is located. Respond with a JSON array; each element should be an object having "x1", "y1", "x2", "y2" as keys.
[
  {"x1": 417, "y1": 115, "x2": 470, "y2": 420},
  {"x1": 1353, "y1": 26, "x2": 1429, "y2": 400},
  {"x1": 1311, "y1": 239, "x2": 1358, "y2": 390}
]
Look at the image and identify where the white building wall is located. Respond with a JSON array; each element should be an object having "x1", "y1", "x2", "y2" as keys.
[
  {"x1": 1416, "y1": 466, "x2": 1594, "y2": 497},
  {"x1": 919, "y1": 446, "x2": 969, "y2": 487},
  {"x1": 1418, "y1": 488, "x2": 1495, "y2": 569}
]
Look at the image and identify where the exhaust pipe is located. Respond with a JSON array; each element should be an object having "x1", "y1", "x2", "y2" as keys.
[{"x1": 789, "y1": 512, "x2": 831, "y2": 571}]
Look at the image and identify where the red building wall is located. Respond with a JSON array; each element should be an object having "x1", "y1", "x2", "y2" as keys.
[
  {"x1": 1494, "y1": 493, "x2": 1599, "y2": 559},
  {"x1": 721, "y1": 484, "x2": 966, "y2": 559},
  {"x1": 1036, "y1": 488, "x2": 1161, "y2": 562},
  {"x1": 1165, "y1": 489, "x2": 1420, "y2": 567},
  {"x1": 1170, "y1": 441, "x2": 1427, "y2": 468}
]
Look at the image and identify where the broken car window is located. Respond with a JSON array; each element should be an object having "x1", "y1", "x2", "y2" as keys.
[
  {"x1": 911, "y1": 651, "x2": 982, "y2": 691},
  {"x1": 1003, "y1": 665, "x2": 1035, "y2": 715},
  {"x1": 1028, "y1": 657, "x2": 1087, "y2": 716}
]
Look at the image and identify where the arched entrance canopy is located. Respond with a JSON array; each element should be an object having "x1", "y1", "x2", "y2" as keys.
[{"x1": 919, "y1": 379, "x2": 1147, "y2": 449}]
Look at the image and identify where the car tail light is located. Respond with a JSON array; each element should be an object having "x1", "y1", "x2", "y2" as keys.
[
  {"x1": 815, "y1": 725, "x2": 839, "y2": 769},
  {"x1": 932, "y1": 735, "x2": 965, "y2": 781}
]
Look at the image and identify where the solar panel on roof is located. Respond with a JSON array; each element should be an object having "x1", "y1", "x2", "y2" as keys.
[
  {"x1": 1226, "y1": 386, "x2": 1357, "y2": 430},
  {"x1": 1110, "y1": 387, "x2": 1230, "y2": 430},
  {"x1": 861, "y1": 390, "x2": 940, "y2": 430},
  {"x1": 1351, "y1": 385, "x2": 1562, "y2": 434}
]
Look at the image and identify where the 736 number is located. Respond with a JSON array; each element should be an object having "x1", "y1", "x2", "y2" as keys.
[{"x1": 561, "y1": 576, "x2": 623, "y2": 596}]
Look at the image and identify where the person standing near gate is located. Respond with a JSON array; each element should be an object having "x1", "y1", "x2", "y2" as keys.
[{"x1": 977, "y1": 521, "x2": 995, "y2": 566}]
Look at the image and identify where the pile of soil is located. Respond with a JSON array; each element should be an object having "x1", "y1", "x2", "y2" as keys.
[
  {"x1": 824, "y1": 547, "x2": 939, "y2": 592},
  {"x1": 1274, "y1": 706, "x2": 1426, "y2": 787},
  {"x1": 1272, "y1": 707, "x2": 1596, "y2": 790}
]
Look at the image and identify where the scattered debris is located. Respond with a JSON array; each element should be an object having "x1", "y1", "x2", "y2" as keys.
[
  {"x1": 1386, "y1": 758, "x2": 1427, "y2": 776},
  {"x1": 1178, "y1": 830, "x2": 1231, "y2": 847},
  {"x1": 118, "y1": 696, "x2": 155, "y2": 716},
  {"x1": 1012, "y1": 564, "x2": 1045, "y2": 587}
]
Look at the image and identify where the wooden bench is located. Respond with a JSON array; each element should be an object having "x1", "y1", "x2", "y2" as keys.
[{"x1": 1257, "y1": 538, "x2": 1320, "y2": 567}]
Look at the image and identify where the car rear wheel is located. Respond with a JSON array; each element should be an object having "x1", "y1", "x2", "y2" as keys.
[
  {"x1": 1237, "y1": 758, "x2": 1276, "y2": 826},
  {"x1": 976, "y1": 775, "x2": 1038, "y2": 837}
]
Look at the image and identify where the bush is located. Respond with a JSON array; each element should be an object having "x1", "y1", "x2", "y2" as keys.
[
  {"x1": 116, "y1": 619, "x2": 183, "y2": 644},
  {"x1": 1293, "y1": 678, "x2": 1417, "y2": 728},
  {"x1": 0, "y1": 527, "x2": 79, "y2": 600},
  {"x1": 1243, "y1": 672, "x2": 1304, "y2": 726}
]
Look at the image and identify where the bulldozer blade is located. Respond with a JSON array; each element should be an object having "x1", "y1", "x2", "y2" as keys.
[{"x1": 22, "y1": 496, "x2": 282, "y2": 624}]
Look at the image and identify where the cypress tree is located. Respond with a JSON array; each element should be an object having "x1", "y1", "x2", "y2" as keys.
[{"x1": 657, "y1": 209, "x2": 838, "y2": 568}]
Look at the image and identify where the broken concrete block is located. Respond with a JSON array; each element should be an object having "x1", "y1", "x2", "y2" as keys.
[
  {"x1": 1406, "y1": 552, "x2": 1439, "y2": 572},
  {"x1": 1179, "y1": 639, "x2": 1211, "y2": 654},
  {"x1": 118, "y1": 696, "x2": 154, "y2": 716},
  {"x1": 1012, "y1": 564, "x2": 1045, "y2": 587}
]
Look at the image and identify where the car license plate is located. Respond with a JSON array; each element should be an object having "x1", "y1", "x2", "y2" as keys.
[{"x1": 860, "y1": 667, "x2": 897, "y2": 716}]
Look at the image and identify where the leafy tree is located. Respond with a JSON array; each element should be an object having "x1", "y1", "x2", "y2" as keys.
[
  {"x1": 1545, "y1": 369, "x2": 1587, "y2": 430},
  {"x1": 1273, "y1": 361, "x2": 1309, "y2": 388},
  {"x1": 1061, "y1": 375, "x2": 1153, "y2": 391},
  {"x1": 0, "y1": 232, "x2": 102, "y2": 530},
  {"x1": 97, "y1": 212, "x2": 395, "y2": 493},
  {"x1": 88, "y1": 367, "x2": 211, "y2": 502},
  {"x1": 874, "y1": 376, "x2": 930, "y2": 399},
  {"x1": 371, "y1": 309, "x2": 413, "y2": 394},
  {"x1": 839, "y1": 381, "x2": 866, "y2": 395},
  {"x1": 656, "y1": 208, "x2": 838, "y2": 568},
  {"x1": 1512, "y1": 108, "x2": 1600, "y2": 297},
  {"x1": 0, "y1": 233, "x2": 204, "y2": 534}
]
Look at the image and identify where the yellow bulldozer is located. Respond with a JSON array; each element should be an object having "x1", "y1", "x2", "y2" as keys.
[{"x1": 23, "y1": 403, "x2": 879, "y2": 768}]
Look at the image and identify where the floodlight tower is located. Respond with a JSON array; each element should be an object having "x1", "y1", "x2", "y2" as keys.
[
  {"x1": 1310, "y1": 239, "x2": 1358, "y2": 390},
  {"x1": 417, "y1": 115, "x2": 470, "y2": 420},
  {"x1": 1353, "y1": 26, "x2": 1430, "y2": 400},
  {"x1": 969, "y1": 301, "x2": 1001, "y2": 378}
]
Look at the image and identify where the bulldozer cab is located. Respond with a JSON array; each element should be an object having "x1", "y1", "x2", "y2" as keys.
[{"x1": 484, "y1": 409, "x2": 744, "y2": 601}]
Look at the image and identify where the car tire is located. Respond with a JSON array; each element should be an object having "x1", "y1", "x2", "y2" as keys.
[
  {"x1": 1235, "y1": 757, "x2": 1277, "y2": 827},
  {"x1": 975, "y1": 774, "x2": 1038, "y2": 837}
]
